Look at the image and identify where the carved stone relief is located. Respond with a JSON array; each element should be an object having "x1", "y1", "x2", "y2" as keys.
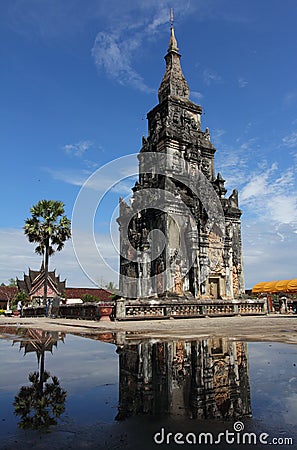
[
  {"x1": 208, "y1": 231, "x2": 224, "y2": 275},
  {"x1": 201, "y1": 158, "x2": 211, "y2": 178},
  {"x1": 174, "y1": 264, "x2": 183, "y2": 295}
]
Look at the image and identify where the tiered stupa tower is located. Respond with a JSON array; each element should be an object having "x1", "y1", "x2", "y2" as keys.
[{"x1": 117, "y1": 25, "x2": 245, "y2": 318}]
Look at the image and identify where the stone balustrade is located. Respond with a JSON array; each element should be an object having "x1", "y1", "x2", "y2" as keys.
[{"x1": 118, "y1": 299, "x2": 266, "y2": 320}]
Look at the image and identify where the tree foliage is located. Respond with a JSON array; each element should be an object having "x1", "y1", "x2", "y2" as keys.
[
  {"x1": 81, "y1": 293, "x2": 100, "y2": 303},
  {"x1": 14, "y1": 370, "x2": 67, "y2": 430},
  {"x1": 24, "y1": 200, "x2": 71, "y2": 257},
  {"x1": 24, "y1": 200, "x2": 71, "y2": 303},
  {"x1": 13, "y1": 291, "x2": 29, "y2": 307}
]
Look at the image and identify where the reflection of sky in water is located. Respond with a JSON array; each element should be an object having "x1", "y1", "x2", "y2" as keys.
[
  {"x1": 1, "y1": 332, "x2": 297, "y2": 447},
  {"x1": 0, "y1": 334, "x2": 118, "y2": 436},
  {"x1": 249, "y1": 342, "x2": 297, "y2": 427}
]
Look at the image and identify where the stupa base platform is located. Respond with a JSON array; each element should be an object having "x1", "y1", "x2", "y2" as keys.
[{"x1": 115, "y1": 297, "x2": 267, "y2": 320}]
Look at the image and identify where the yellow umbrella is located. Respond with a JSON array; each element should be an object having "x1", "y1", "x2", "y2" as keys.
[
  {"x1": 287, "y1": 279, "x2": 297, "y2": 293},
  {"x1": 262, "y1": 281, "x2": 279, "y2": 293},
  {"x1": 252, "y1": 282, "x2": 267, "y2": 293},
  {"x1": 275, "y1": 279, "x2": 290, "y2": 292}
]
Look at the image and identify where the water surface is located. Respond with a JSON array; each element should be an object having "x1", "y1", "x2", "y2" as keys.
[{"x1": 0, "y1": 326, "x2": 296, "y2": 449}]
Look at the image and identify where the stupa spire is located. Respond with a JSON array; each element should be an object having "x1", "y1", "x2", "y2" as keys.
[
  {"x1": 168, "y1": 8, "x2": 178, "y2": 52},
  {"x1": 168, "y1": 26, "x2": 179, "y2": 52},
  {"x1": 158, "y1": 12, "x2": 190, "y2": 103}
]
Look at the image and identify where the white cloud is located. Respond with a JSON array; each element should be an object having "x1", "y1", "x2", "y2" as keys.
[
  {"x1": 215, "y1": 139, "x2": 297, "y2": 277},
  {"x1": 266, "y1": 195, "x2": 297, "y2": 225},
  {"x1": 283, "y1": 90, "x2": 297, "y2": 108},
  {"x1": 243, "y1": 222, "x2": 297, "y2": 288},
  {"x1": 92, "y1": 30, "x2": 154, "y2": 93},
  {"x1": 240, "y1": 164, "x2": 297, "y2": 227},
  {"x1": 63, "y1": 140, "x2": 93, "y2": 157},
  {"x1": 191, "y1": 91, "x2": 203, "y2": 102},
  {"x1": 147, "y1": 7, "x2": 169, "y2": 34},
  {"x1": 202, "y1": 68, "x2": 222, "y2": 86},
  {"x1": 213, "y1": 129, "x2": 226, "y2": 140},
  {"x1": 210, "y1": 130, "x2": 297, "y2": 287},
  {"x1": 45, "y1": 167, "x2": 92, "y2": 186},
  {"x1": 215, "y1": 140, "x2": 249, "y2": 189},
  {"x1": 238, "y1": 77, "x2": 248, "y2": 88},
  {"x1": 240, "y1": 164, "x2": 277, "y2": 202},
  {"x1": 0, "y1": 228, "x2": 118, "y2": 287},
  {"x1": 239, "y1": 137, "x2": 258, "y2": 151},
  {"x1": 45, "y1": 166, "x2": 137, "y2": 197},
  {"x1": 6, "y1": 0, "x2": 252, "y2": 40},
  {"x1": 6, "y1": 1, "x2": 249, "y2": 94},
  {"x1": 282, "y1": 132, "x2": 297, "y2": 148}
]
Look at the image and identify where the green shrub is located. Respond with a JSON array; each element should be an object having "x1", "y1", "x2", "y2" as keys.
[
  {"x1": 13, "y1": 291, "x2": 29, "y2": 307},
  {"x1": 81, "y1": 294, "x2": 100, "y2": 303},
  {"x1": 0, "y1": 309, "x2": 5, "y2": 315}
]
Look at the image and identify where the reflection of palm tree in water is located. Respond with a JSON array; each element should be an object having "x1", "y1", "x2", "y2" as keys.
[{"x1": 13, "y1": 329, "x2": 67, "y2": 430}]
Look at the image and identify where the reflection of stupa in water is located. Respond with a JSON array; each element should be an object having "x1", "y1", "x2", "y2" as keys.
[{"x1": 116, "y1": 337, "x2": 251, "y2": 420}]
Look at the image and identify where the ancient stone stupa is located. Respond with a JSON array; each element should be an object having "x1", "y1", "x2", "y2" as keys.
[{"x1": 116, "y1": 25, "x2": 245, "y2": 319}]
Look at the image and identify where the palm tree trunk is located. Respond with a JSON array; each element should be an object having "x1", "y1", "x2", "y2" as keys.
[
  {"x1": 44, "y1": 239, "x2": 49, "y2": 308},
  {"x1": 39, "y1": 350, "x2": 45, "y2": 396}
]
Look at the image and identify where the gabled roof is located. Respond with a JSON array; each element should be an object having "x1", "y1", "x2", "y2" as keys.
[
  {"x1": 29, "y1": 268, "x2": 40, "y2": 282},
  {"x1": 16, "y1": 266, "x2": 113, "y2": 300},
  {"x1": 65, "y1": 287, "x2": 112, "y2": 301},
  {"x1": 29, "y1": 274, "x2": 61, "y2": 297},
  {"x1": 17, "y1": 265, "x2": 66, "y2": 297}
]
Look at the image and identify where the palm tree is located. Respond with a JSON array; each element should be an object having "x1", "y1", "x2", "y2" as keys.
[
  {"x1": 14, "y1": 370, "x2": 67, "y2": 430},
  {"x1": 24, "y1": 200, "x2": 71, "y2": 305},
  {"x1": 13, "y1": 329, "x2": 67, "y2": 430}
]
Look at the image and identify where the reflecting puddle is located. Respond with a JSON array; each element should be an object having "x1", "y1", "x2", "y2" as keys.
[{"x1": 0, "y1": 326, "x2": 296, "y2": 449}]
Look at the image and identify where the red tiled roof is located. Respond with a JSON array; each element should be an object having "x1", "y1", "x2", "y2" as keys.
[
  {"x1": 0, "y1": 286, "x2": 17, "y2": 300},
  {"x1": 65, "y1": 287, "x2": 113, "y2": 301}
]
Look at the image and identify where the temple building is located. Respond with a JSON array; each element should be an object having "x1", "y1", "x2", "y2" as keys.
[
  {"x1": 16, "y1": 265, "x2": 112, "y2": 305},
  {"x1": 116, "y1": 26, "x2": 245, "y2": 318},
  {"x1": 17, "y1": 265, "x2": 66, "y2": 301}
]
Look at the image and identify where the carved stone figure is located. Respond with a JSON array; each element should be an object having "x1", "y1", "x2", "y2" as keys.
[
  {"x1": 208, "y1": 231, "x2": 224, "y2": 275},
  {"x1": 205, "y1": 127, "x2": 210, "y2": 140},
  {"x1": 201, "y1": 159, "x2": 211, "y2": 178}
]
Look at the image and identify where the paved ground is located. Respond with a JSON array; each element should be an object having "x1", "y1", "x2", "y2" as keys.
[{"x1": 1, "y1": 314, "x2": 297, "y2": 344}]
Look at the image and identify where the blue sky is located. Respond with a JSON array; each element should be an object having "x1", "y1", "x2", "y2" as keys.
[{"x1": 0, "y1": 0, "x2": 296, "y2": 289}]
